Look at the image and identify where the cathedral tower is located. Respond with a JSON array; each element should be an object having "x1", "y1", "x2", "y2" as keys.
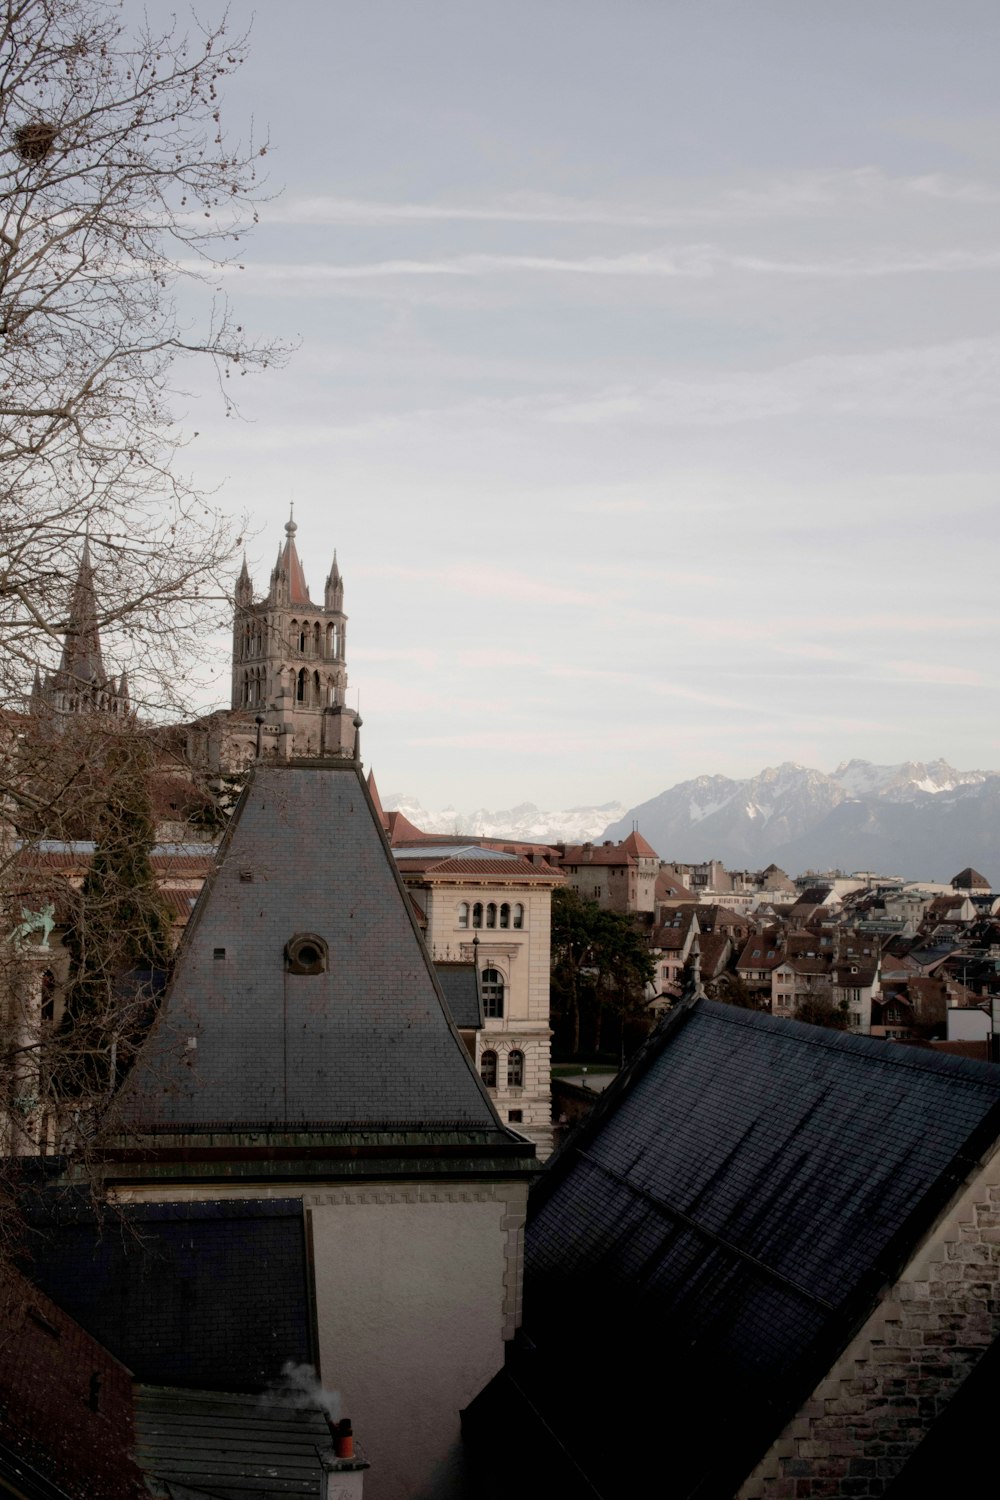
[
  {"x1": 31, "y1": 539, "x2": 130, "y2": 720},
  {"x1": 231, "y1": 513, "x2": 356, "y2": 758}
]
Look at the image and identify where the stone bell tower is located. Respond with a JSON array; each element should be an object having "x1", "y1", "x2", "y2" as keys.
[{"x1": 231, "y1": 512, "x2": 356, "y2": 758}]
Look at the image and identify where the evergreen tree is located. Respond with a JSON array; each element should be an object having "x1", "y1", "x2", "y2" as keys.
[
  {"x1": 62, "y1": 737, "x2": 173, "y2": 1092},
  {"x1": 550, "y1": 888, "x2": 654, "y2": 1061}
]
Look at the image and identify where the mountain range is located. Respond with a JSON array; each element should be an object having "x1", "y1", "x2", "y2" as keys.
[
  {"x1": 381, "y1": 794, "x2": 627, "y2": 845},
  {"x1": 386, "y1": 760, "x2": 1000, "y2": 883},
  {"x1": 601, "y1": 760, "x2": 1000, "y2": 882}
]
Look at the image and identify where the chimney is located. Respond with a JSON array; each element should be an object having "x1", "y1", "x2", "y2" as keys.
[{"x1": 320, "y1": 1418, "x2": 369, "y2": 1499}]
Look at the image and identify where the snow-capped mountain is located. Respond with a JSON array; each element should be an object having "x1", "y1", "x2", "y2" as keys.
[
  {"x1": 831, "y1": 758, "x2": 990, "y2": 802},
  {"x1": 601, "y1": 760, "x2": 1000, "y2": 881},
  {"x1": 382, "y1": 795, "x2": 627, "y2": 844}
]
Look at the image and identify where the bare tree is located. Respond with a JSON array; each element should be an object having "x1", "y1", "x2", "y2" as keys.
[
  {"x1": 0, "y1": 0, "x2": 286, "y2": 737},
  {"x1": 0, "y1": 0, "x2": 285, "y2": 1269}
]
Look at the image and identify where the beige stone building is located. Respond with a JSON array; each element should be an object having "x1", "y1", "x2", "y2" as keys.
[
  {"x1": 389, "y1": 840, "x2": 562, "y2": 1156},
  {"x1": 556, "y1": 829, "x2": 659, "y2": 914}
]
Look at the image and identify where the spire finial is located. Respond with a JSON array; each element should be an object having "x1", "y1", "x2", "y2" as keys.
[{"x1": 286, "y1": 501, "x2": 296, "y2": 538}]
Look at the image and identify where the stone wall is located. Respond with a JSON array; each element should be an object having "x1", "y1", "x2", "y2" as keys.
[{"x1": 740, "y1": 1142, "x2": 1000, "y2": 1498}]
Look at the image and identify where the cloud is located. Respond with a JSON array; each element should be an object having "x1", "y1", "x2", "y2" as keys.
[
  {"x1": 260, "y1": 169, "x2": 1000, "y2": 229},
  {"x1": 545, "y1": 337, "x2": 1000, "y2": 426},
  {"x1": 884, "y1": 660, "x2": 984, "y2": 687},
  {"x1": 191, "y1": 243, "x2": 1000, "y2": 292}
]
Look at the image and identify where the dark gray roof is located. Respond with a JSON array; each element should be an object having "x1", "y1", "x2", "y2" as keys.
[
  {"x1": 434, "y1": 962, "x2": 483, "y2": 1029},
  {"x1": 469, "y1": 997, "x2": 1000, "y2": 1498},
  {"x1": 121, "y1": 762, "x2": 500, "y2": 1130},
  {"x1": 134, "y1": 1385, "x2": 331, "y2": 1499}
]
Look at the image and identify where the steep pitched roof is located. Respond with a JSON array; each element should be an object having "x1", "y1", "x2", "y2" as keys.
[
  {"x1": 55, "y1": 537, "x2": 108, "y2": 690},
  {"x1": 502, "y1": 1000, "x2": 1000, "y2": 1497},
  {"x1": 952, "y1": 866, "x2": 991, "y2": 890},
  {"x1": 621, "y1": 828, "x2": 660, "y2": 860},
  {"x1": 121, "y1": 760, "x2": 501, "y2": 1130},
  {"x1": 270, "y1": 516, "x2": 312, "y2": 606}
]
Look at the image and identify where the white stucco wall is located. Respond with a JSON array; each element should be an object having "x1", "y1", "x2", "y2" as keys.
[{"x1": 309, "y1": 1185, "x2": 525, "y2": 1500}]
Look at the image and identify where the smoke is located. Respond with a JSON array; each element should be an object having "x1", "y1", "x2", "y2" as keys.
[{"x1": 260, "y1": 1360, "x2": 342, "y2": 1424}]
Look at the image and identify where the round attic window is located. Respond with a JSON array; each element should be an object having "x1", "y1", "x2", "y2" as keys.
[{"x1": 285, "y1": 933, "x2": 328, "y2": 975}]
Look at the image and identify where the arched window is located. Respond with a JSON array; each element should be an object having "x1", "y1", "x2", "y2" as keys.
[
  {"x1": 313, "y1": 622, "x2": 321, "y2": 655},
  {"x1": 242, "y1": 670, "x2": 250, "y2": 706},
  {"x1": 297, "y1": 668, "x2": 307, "y2": 703},
  {"x1": 313, "y1": 670, "x2": 321, "y2": 704},
  {"x1": 458, "y1": 903, "x2": 470, "y2": 928},
  {"x1": 507, "y1": 1049, "x2": 524, "y2": 1088},
  {"x1": 482, "y1": 968, "x2": 504, "y2": 1019},
  {"x1": 326, "y1": 623, "x2": 334, "y2": 657},
  {"x1": 486, "y1": 902, "x2": 497, "y2": 929},
  {"x1": 512, "y1": 903, "x2": 524, "y2": 929},
  {"x1": 472, "y1": 902, "x2": 483, "y2": 928},
  {"x1": 499, "y1": 903, "x2": 510, "y2": 929},
  {"x1": 480, "y1": 1049, "x2": 498, "y2": 1088},
  {"x1": 299, "y1": 625, "x2": 307, "y2": 653}
]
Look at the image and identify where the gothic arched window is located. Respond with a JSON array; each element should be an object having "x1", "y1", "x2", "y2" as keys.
[
  {"x1": 480, "y1": 1050, "x2": 498, "y2": 1088},
  {"x1": 482, "y1": 968, "x2": 504, "y2": 1019},
  {"x1": 297, "y1": 668, "x2": 307, "y2": 703},
  {"x1": 507, "y1": 1049, "x2": 524, "y2": 1088}
]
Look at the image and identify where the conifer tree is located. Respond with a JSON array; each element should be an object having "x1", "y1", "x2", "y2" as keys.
[{"x1": 61, "y1": 737, "x2": 174, "y2": 1093}]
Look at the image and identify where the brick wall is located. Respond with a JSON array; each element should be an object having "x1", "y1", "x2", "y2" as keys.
[
  {"x1": 0, "y1": 1270, "x2": 145, "y2": 1500},
  {"x1": 740, "y1": 1143, "x2": 1000, "y2": 1498}
]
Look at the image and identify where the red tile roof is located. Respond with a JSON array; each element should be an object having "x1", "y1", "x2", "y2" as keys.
[
  {"x1": 560, "y1": 845, "x2": 637, "y2": 868},
  {"x1": 621, "y1": 829, "x2": 660, "y2": 860}
]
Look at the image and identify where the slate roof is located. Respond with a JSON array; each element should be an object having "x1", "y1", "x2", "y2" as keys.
[
  {"x1": 469, "y1": 998, "x2": 1000, "y2": 1498},
  {"x1": 134, "y1": 1385, "x2": 332, "y2": 1500},
  {"x1": 434, "y1": 961, "x2": 484, "y2": 1029},
  {"x1": 120, "y1": 760, "x2": 503, "y2": 1131}
]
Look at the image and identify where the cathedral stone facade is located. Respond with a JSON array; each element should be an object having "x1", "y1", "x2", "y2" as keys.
[
  {"x1": 229, "y1": 512, "x2": 357, "y2": 760},
  {"x1": 29, "y1": 539, "x2": 130, "y2": 721}
]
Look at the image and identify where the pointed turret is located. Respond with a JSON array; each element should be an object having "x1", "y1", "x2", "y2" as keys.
[
  {"x1": 117, "y1": 668, "x2": 130, "y2": 712},
  {"x1": 57, "y1": 535, "x2": 106, "y2": 690},
  {"x1": 235, "y1": 552, "x2": 252, "y2": 604},
  {"x1": 325, "y1": 550, "x2": 343, "y2": 611},
  {"x1": 32, "y1": 538, "x2": 128, "y2": 718},
  {"x1": 268, "y1": 508, "x2": 311, "y2": 607},
  {"x1": 366, "y1": 768, "x2": 388, "y2": 830}
]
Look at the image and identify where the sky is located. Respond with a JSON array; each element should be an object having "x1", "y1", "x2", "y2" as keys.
[{"x1": 154, "y1": 1, "x2": 1000, "y2": 812}]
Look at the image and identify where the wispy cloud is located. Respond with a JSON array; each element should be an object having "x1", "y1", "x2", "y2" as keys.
[
  {"x1": 885, "y1": 660, "x2": 984, "y2": 687},
  {"x1": 196, "y1": 243, "x2": 1000, "y2": 292},
  {"x1": 261, "y1": 169, "x2": 1000, "y2": 229}
]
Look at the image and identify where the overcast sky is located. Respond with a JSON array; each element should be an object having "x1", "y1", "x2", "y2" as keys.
[{"x1": 164, "y1": 1, "x2": 1000, "y2": 812}]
